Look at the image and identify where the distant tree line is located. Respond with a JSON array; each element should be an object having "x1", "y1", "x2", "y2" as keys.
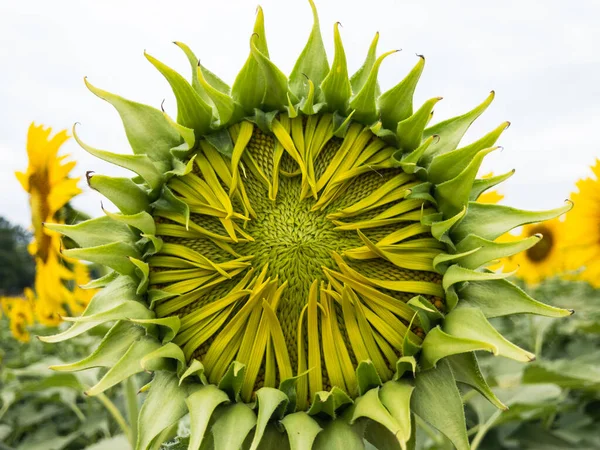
[{"x1": 0, "y1": 216, "x2": 35, "y2": 296}]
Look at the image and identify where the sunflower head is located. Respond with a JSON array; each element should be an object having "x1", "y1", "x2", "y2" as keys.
[
  {"x1": 14, "y1": 124, "x2": 96, "y2": 327},
  {"x1": 1, "y1": 293, "x2": 35, "y2": 342},
  {"x1": 563, "y1": 159, "x2": 600, "y2": 287},
  {"x1": 43, "y1": 2, "x2": 574, "y2": 449}
]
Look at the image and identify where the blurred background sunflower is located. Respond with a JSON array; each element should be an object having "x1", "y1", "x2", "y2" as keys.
[
  {"x1": 563, "y1": 159, "x2": 600, "y2": 287},
  {"x1": 2, "y1": 123, "x2": 98, "y2": 340}
]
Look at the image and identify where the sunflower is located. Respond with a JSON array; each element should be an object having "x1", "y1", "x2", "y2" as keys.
[
  {"x1": 42, "y1": 3, "x2": 574, "y2": 449},
  {"x1": 15, "y1": 123, "x2": 96, "y2": 326},
  {"x1": 507, "y1": 218, "x2": 566, "y2": 285},
  {"x1": 1, "y1": 292, "x2": 35, "y2": 342},
  {"x1": 563, "y1": 159, "x2": 600, "y2": 287}
]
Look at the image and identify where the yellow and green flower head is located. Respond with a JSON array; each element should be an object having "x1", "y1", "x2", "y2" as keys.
[{"x1": 43, "y1": 3, "x2": 574, "y2": 449}]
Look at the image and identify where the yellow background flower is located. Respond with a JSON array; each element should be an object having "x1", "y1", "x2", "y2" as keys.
[
  {"x1": 9, "y1": 123, "x2": 96, "y2": 336},
  {"x1": 563, "y1": 159, "x2": 600, "y2": 287}
]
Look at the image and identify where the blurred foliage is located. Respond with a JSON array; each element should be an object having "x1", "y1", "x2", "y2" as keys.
[
  {"x1": 0, "y1": 319, "x2": 141, "y2": 450},
  {"x1": 0, "y1": 217, "x2": 35, "y2": 296},
  {"x1": 417, "y1": 278, "x2": 600, "y2": 450},
  {"x1": 2, "y1": 277, "x2": 599, "y2": 449}
]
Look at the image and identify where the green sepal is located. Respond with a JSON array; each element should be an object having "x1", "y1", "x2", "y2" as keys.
[
  {"x1": 204, "y1": 129, "x2": 234, "y2": 158},
  {"x1": 86, "y1": 335, "x2": 162, "y2": 396},
  {"x1": 62, "y1": 299, "x2": 153, "y2": 326},
  {"x1": 38, "y1": 276, "x2": 141, "y2": 343},
  {"x1": 145, "y1": 52, "x2": 213, "y2": 135},
  {"x1": 179, "y1": 359, "x2": 207, "y2": 386},
  {"x1": 250, "y1": 108, "x2": 278, "y2": 134},
  {"x1": 395, "y1": 135, "x2": 435, "y2": 175},
  {"x1": 130, "y1": 317, "x2": 181, "y2": 344},
  {"x1": 452, "y1": 201, "x2": 573, "y2": 243},
  {"x1": 447, "y1": 353, "x2": 507, "y2": 410},
  {"x1": 148, "y1": 289, "x2": 177, "y2": 310},
  {"x1": 454, "y1": 233, "x2": 541, "y2": 269},
  {"x1": 136, "y1": 372, "x2": 190, "y2": 450},
  {"x1": 129, "y1": 257, "x2": 149, "y2": 294},
  {"x1": 165, "y1": 152, "x2": 196, "y2": 179},
  {"x1": 299, "y1": 78, "x2": 320, "y2": 115},
  {"x1": 332, "y1": 110, "x2": 356, "y2": 138},
  {"x1": 350, "y1": 47, "x2": 397, "y2": 124},
  {"x1": 402, "y1": 315, "x2": 422, "y2": 357},
  {"x1": 152, "y1": 186, "x2": 190, "y2": 229},
  {"x1": 442, "y1": 265, "x2": 516, "y2": 293},
  {"x1": 79, "y1": 270, "x2": 119, "y2": 289},
  {"x1": 217, "y1": 361, "x2": 246, "y2": 401},
  {"x1": 64, "y1": 241, "x2": 140, "y2": 276},
  {"x1": 411, "y1": 360, "x2": 470, "y2": 450},
  {"x1": 74, "y1": 125, "x2": 163, "y2": 190},
  {"x1": 87, "y1": 174, "x2": 150, "y2": 215},
  {"x1": 279, "y1": 373, "x2": 308, "y2": 415},
  {"x1": 378, "y1": 56, "x2": 425, "y2": 130},
  {"x1": 407, "y1": 296, "x2": 444, "y2": 332},
  {"x1": 160, "y1": 110, "x2": 196, "y2": 155},
  {"x1": 250, "y1": 34, "x2": 294, "y2": 110},
  {"x1": 249, "y1": 388, "x2": 289, "y2": 450},
  {"x1": 396, "y1": 97, "x2": 442, "y2": 153},
  {"x1": 435, "y1": 147, "x2": 499, "y2": 218},
  {"x1": 370, "y1": 121, "x2": 398, "y2": 146},
  {"x1": 420, "y1": 326, "x2": 495, "y2": 370},
  {"x1": 470, "y1": 170, "x2": 515, "y2": 201},
  {"x1": 141, "y1": 342, "x2": 186, "y2": 376},
  {"x1": 433, "y1": 248, "x2": 479, "y2": 274},
  {"x1": 287, "y1": 93, "x2": 298, "y2": 118},
  {"x1": 212, "y1": 403, "x2": 257, "y2": 450},
  {"x1": 288, "y1": 0, "x2": 329, "y2": 100},
  {"x1": 280, "y1": 411, "x2": 322, "y2": 450},
  {"x1": 65, "y1": 239, "x2": 138, "y2": 276},
  {"x1": 186, "y1": 385, "x2": 230, "y2": 450},
  {"x1": 45, "y1": 216, "x2": 136, "y2": 248},
  {"x1": 458, "y1": 277, "x2": 574, "y2": 318},
  {"x1": 197, "y1": 65, "x2": 240, "y2": 126},
  {"x1": 173, "y1": 41, "x2": 230, "y2": 96},
  {"x1": 84, "y1": 78, "x2": 182, "y2": 162},
  {"x1": 313, "y1": 419, "x2": 364, "y2": 450},
  {"x1": 320, "y1": 22, "x2": 351, "y2": 114},
  {"x1": 102, "y1": 209, "x2": 156, "y2": 237},
  {"x1": 404, "y1": 182, "x2": 435, "y2": 204},
  {"x1": 350, "y1": 50, "x2": 398, "y2": 124},
  {"x1": 307, "y1": 387, "x2": 353, "y2": 418},
  {"x1": 394, "y1": 356, "x2": 417, "y2": 380},
  {"x1": 50, "y1": 321, "x2": 144, "y2": 372},
  {"x1": 421, "y1": 91, "x2": 495, "y2": 164},
  {"x1": 231, "y1": 7, "x2": 269, "y2": 114},
  {"x1": 379, "y1": 380, "x2": 415, "y2": 450},
  {"x1": 356, "y1": 360, "x2": 382, "y2": 396},
  {"x1": 351, "y1": 388, "x2": 407, "y2": 449},
  {"x1": 350, "y1": 32, "x2": 379, "y2": 94},
  {"x1": 429, "y1": 206, "x2": 466, "y2": 248},
  {"x1": 443, "y1": 305, "x2": 536, "y2": 362},
  {"x1": 427, "y1": 121, "x2": 510, "y2": 184}
]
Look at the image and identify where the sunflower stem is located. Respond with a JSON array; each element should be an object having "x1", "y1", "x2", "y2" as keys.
[
  {"x1": 96, "y1": 392, "x2": 132, "y2": 445},
  {"x1": 124, "y1": 376, "x2": 139, "y2": 446},
  {"x1": 470, "y1": 409, "x2": 502, "y2": 450}
]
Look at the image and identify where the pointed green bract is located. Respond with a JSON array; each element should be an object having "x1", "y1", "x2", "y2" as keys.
[
  {"x1": 289, "y1": 0, "x2": 329, "y2": 100},
  {"x1": 320, "y1": 23, "x2": 351, "y2": 114}
]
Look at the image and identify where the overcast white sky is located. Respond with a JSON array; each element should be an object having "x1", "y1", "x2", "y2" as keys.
[{"x1": 1, "y1": 0, "x2": 599, "y2": 228}]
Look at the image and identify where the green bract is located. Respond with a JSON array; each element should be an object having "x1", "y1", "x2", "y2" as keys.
[{"x1": 43, "y1": 2, "x2": 574, "y2": 449}]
